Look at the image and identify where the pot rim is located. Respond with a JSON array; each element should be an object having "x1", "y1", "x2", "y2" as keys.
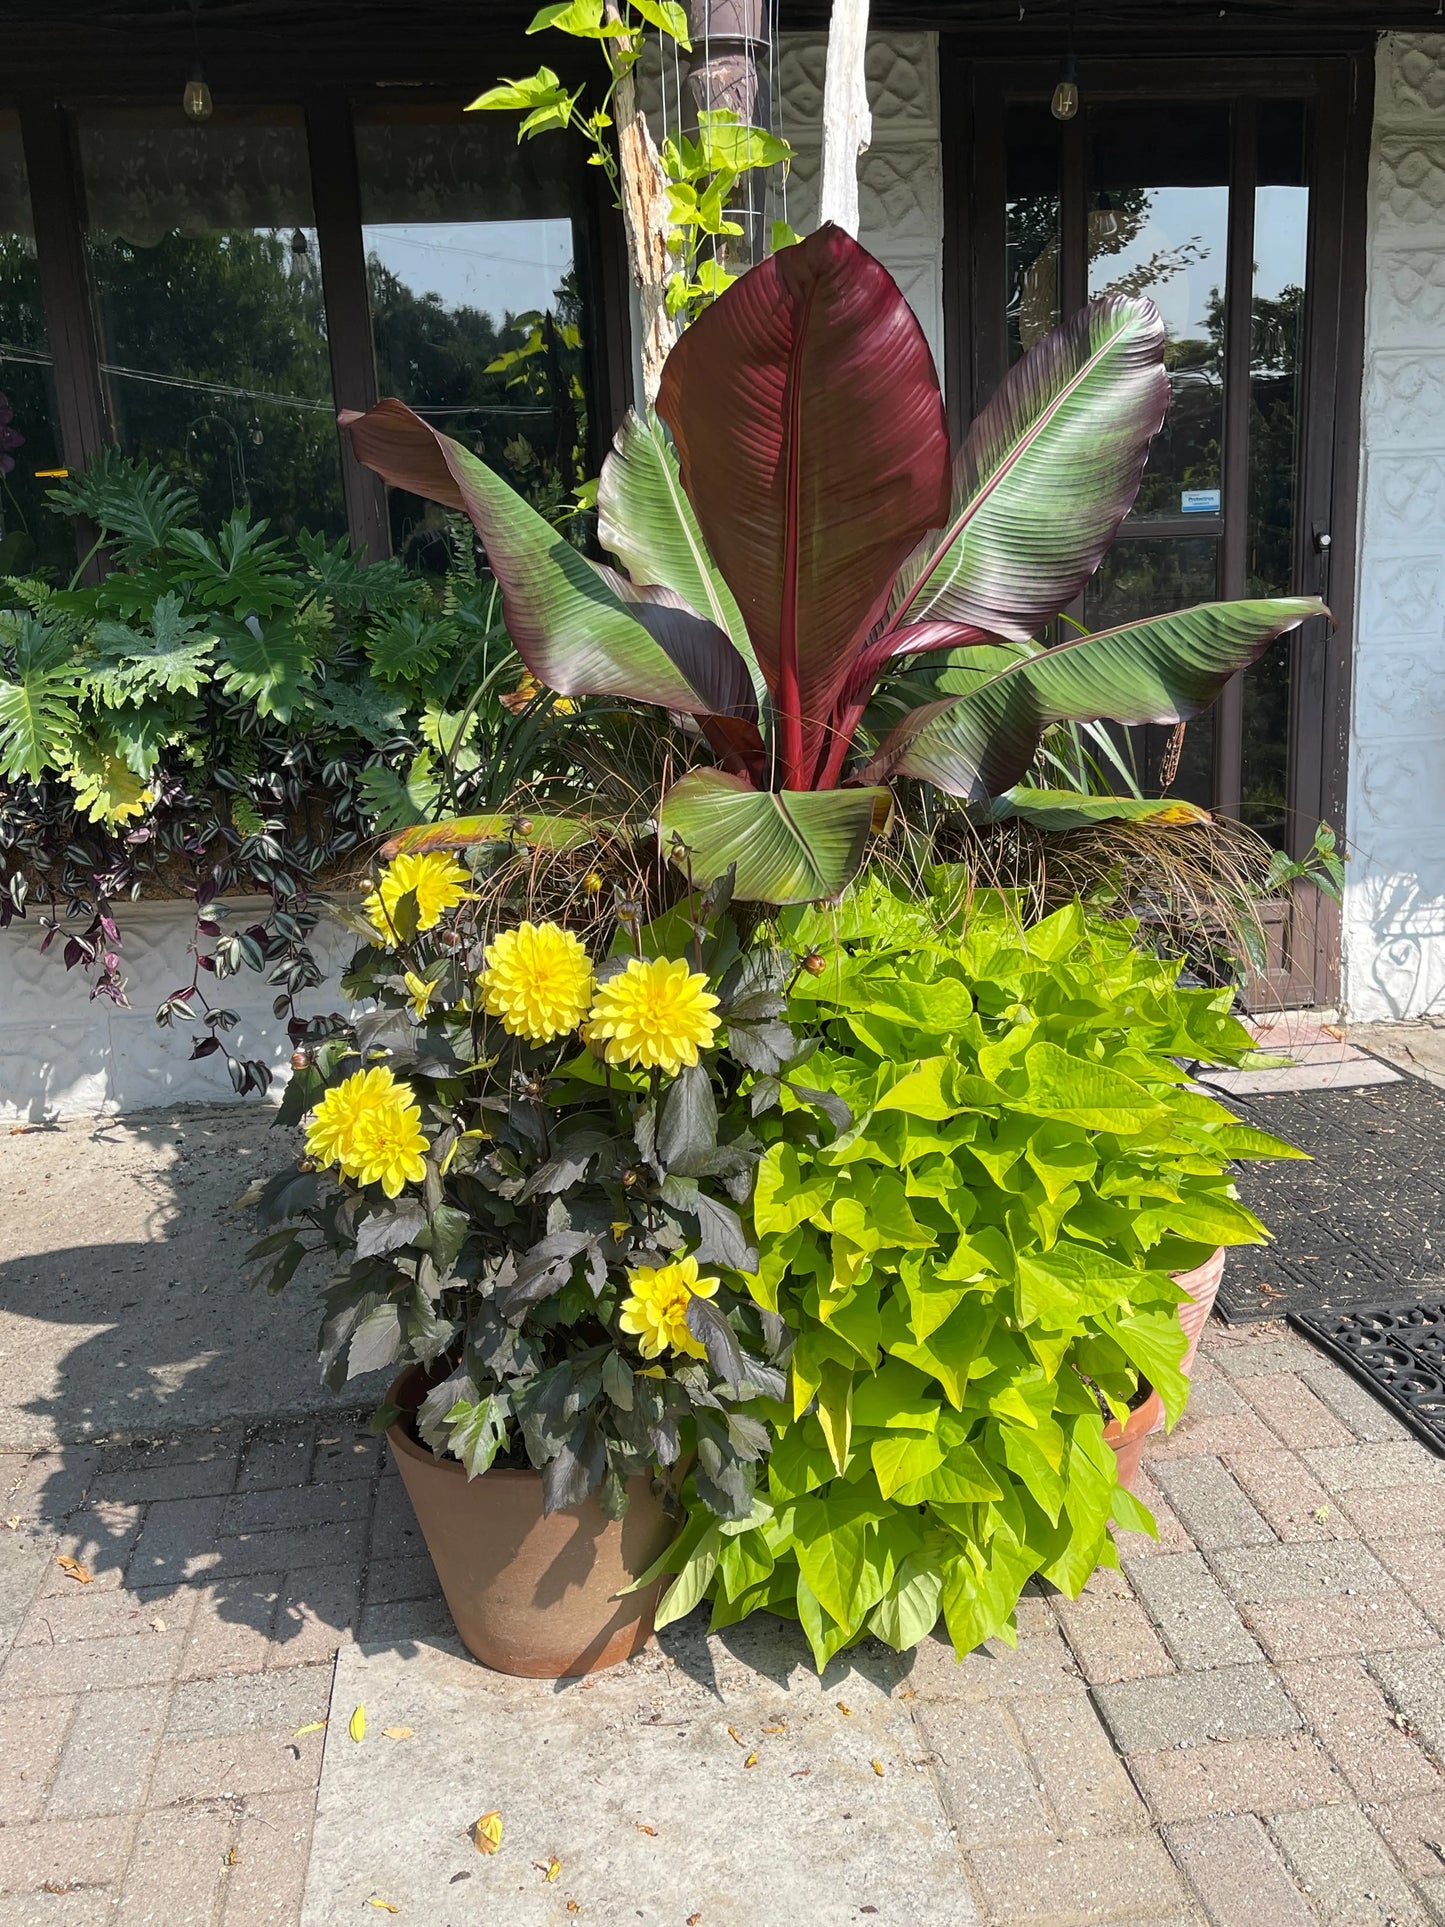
[{"x1": 1104, "y1": 1386, "x2": 1165, "y2": 1446}]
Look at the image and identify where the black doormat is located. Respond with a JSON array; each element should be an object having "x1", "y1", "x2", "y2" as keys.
[
  {"x1": 1291, "y1": 1301, "x2": 1445, "y2": 1457},
  {"x1": 1206, "y1": 1073, "x2": 1445, "y2": 1324}
]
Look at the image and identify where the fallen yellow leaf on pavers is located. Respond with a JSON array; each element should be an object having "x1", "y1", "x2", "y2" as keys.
[
  {"x1": 295, "y1": 1721, "x2": 327, "y2": 1738},
  {"x1": 725, "y1": 1724, "x2": 745, "y2": 1746},
  {"x1": 533, "y1": 1858, "x2": 561, "y2": 1882},
  {"x1": 383, "y1": 1726, "x2": 414, "y2": 1741},
  {"x1": 835, "y1": 1701, "x2": 852, "y2": 1716},
  {"x1": 348, "y1": 1706, "x2": 367, "y2": 1742},
  {"x1": 761, "y1": 1722, "x2": 787, "y2": 1735},
  {"x1": 224, "y1": 1847, "x2": 239, "y2": 1867},
  {"x1": 367, "y1": 1900, "x2": 400, "y2": 1914},
  {"x1": 4, "y1": 1517, "x2": 19, "y2": 1531},
  {"x1": 471, "y1": 1811, "x2": 503, "y2": 1855},
  {"x1": 744, "y1": 1751, "x2": 759, "y2": 1768},
  {"x1": 636, "y1": 1824, "x2": 658, "y2": 1836},
  {"x1": 55, "y1": 1556, "x2": 92, "y2": 1585},
  {"x1": 871, "y1": 1759, "x2": 885, "y2": 1777},
  {"x1": 566, "y1": 1903, "x2": 581, "y2": 1915}
]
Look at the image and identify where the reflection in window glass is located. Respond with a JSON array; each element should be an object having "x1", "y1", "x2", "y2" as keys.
[
  {"x1": 1006, "y1": 106, "x2": 1060, "y2": 364},
  {"x1": 1086, "y1": 536, "x2": 1219, "y2": 805},
  {"x1": 1088, "y1": 105, "x2": 1229, "y2": 520},
  {"x1": 1241, "y1": 102, "x2": 1309, "y2": 850},
  {"x1": 0, "y1": 115, "x2": 73, "y2": 576},
  {"x1": 356, "y1": 106, "x2": 590, "y2": 569},
  {"x1": 78, "y1": 109, "x2": 344, "y2": 538}
]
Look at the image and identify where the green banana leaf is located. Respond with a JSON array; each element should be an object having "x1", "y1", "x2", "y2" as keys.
[
  {"x1": 889, "y1": 295, "x2": 1170, "y2": 642},
  {"x1": 659, "y1": 769, "x2": 892, "y2": 904},
  {"x1": 861, "y1": 598, "x2": 1326, "y2": 798}
]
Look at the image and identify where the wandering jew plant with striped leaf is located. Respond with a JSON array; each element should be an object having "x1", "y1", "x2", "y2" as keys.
[{"x1": 344, "y1": 225, "x2": 1324, "y2": 905}]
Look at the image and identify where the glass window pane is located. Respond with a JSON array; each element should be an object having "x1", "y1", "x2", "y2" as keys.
[
  {"x1": 1241, "y1": 101, "x2": 1309, "y2": 850},
  {"x1": 1006, "y1": 105, "x2": 1061, "y2": 364},
  {"x1": 1088, "y1": 104, "x2": 1230, "y2": 520},
  {"x1": 77, "y1": 108, "x2": 345, "y2": 538},
  {"x1": 1086, "y1": 535, "x2": 1219, "y2": 805},
  {"x1": 0, "y1": 114, "x2": 72, "y2": 576},
  {"x1": 355, "y1": 105, "x2": 591, "y2": 569}
]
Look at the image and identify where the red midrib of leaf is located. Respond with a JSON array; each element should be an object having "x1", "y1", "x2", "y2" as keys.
[{"x1": 776, "y1": 276, "x2": 820, "y2": 791}]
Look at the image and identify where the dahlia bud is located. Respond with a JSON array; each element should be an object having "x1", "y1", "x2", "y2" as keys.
[
  {"x1": 803, "y1": 950, "x2": 827, "y2": 976},
  {"x1": 290, "y1": 1049, "x2": 308, "y2": 1070}
]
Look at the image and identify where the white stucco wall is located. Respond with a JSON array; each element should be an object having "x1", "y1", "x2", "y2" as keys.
[
  {"x1": 0, "y1": 898, "x2": 355, "y2": 1122},
  {"x1": 1344, "y1": 33, "x2": 1445, "y2": 1022},
  {"x1": 774, "y1": 30, "x2": 945, "y2": 381}
]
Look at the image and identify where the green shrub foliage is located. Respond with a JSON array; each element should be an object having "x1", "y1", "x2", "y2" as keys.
[{"x1": 641, "y1": 881, "x2": 1303, "y2": 1666}]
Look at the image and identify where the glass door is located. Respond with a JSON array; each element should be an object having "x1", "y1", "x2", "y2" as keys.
[{"x1": 963, "y1": 57, "x2": 1361, "y2": 1004}]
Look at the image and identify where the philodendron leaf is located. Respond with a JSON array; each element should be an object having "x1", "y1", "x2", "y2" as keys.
[
  {"x1": 659, "y1": 770, "x2": 891, "y2": 904},
  {"x1": 343, "y1": 399, "x2": 756, "y2": 722},
  {"x1": 890, "y1": 294, "x2": 1170, "y2": 641},
  {"x1": 860, "y1": 598, "x2": 1326, "y2": 799},
  {"x1": 598, "y1": 407, "x2": 766, "y2": 711}
]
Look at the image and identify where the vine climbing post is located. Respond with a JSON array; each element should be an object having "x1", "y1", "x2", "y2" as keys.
[{"x1": 604, "y1": 0, "x2": 680, "y2": 405}]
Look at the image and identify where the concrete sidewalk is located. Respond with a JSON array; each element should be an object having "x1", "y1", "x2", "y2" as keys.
[
  {"x1": 4, "y1": 1321, "x2": 1445, "y2": 1924},
  {"x1": 0, "y1": 1108, "x2": 383, "y2": 1448}
]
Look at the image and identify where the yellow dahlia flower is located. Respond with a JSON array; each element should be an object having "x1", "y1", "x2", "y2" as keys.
[
  {"x1": 584, "y1": 956, "x2": 720, "y2": 1076},
  {"x1": 363, "y1": 851, "x2": 470, "y2": 943},
  {"x1": 478, "y1": 920, "x2": 594, "y2": 1043},
  {"x1": 304, "y1": 1065, "x2": 429, "y2": 1197},
  {"x1": 303, "y1": 1065, "x2": 372, "y2": 1174},
  {"x1": 619, "y1": 1254, "x2": 719, "y2": 1360}
]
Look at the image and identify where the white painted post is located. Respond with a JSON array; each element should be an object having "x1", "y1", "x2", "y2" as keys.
[{"x1": 817, "y1": 0, "x2": 871, "y2": 237}]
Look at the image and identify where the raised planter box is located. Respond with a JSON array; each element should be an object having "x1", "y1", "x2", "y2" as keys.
[{"x1": 0, "y1": 896, "x2": 355, "y2": 1122}]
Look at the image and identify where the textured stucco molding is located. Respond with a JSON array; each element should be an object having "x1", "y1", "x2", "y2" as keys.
[
  {"x1": 1345, "y1": 33, "x2": 1445, "y2": 1021},
  {"x1": 0, "y1": 899, "x2": 355, "y2": 1121}
]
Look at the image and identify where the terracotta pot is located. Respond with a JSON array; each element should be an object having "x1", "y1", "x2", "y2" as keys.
[
  {"x1": 1105, "y1": 1388, "x2": 1165, "y2": 1494},
  {"x1": 1175, "y1": 1246, "x2": 1226, "y2": 1377},
  {"x1": 1147, "y1": 1247, "x2": 1226, "y2": 1435},
  {"x1": 385, "y1": 1367, "x2": 677, "y2": 1678}
]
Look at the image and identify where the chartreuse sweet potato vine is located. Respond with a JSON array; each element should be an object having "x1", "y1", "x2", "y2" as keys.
[{"x1": 633, "y1": 881, "x2": 1303, "y2": 1668}]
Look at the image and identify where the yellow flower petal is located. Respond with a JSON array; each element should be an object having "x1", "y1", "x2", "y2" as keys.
[{"x1": 472, "y1": 1810, "x2": 504, "y2": 1855}]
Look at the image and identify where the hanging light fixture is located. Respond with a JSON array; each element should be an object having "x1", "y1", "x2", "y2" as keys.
[
  {"x1": 183, "y1": 67, "x2": 214, "y2": 120},
  {"x1": 1051, "y1": 52, "x2": 1079, "y2": 122},
  {"x1": 1051, "y1": 3, "x2": 1079, "y2": 122},
  {"x1": 182, "y1": 2, "x2": 213, "y2": 120}
]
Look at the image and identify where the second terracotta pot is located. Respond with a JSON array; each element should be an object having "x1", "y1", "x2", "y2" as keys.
[
  {"x1": 386, "y1": 1368, "x2": 677, "y2": 1678},
  {"x1": 1105, "y1": 1390, "x2": 1164, "y2": 1494}
]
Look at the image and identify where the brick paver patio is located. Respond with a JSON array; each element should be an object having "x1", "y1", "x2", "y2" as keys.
[{"x1": 4, "y1": 1320, "x2": 1445, "y2": 1923}]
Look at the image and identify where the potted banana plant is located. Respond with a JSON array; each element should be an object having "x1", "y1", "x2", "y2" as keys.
[{"x1": 343, "y1": 223, "x2": 1322, "y2": 906}]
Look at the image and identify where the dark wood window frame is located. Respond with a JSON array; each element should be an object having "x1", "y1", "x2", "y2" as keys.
[
  {"x1": 7, "y1": 78, "x2": 630, "y2": 567},
  {"x1": 941, "y1": 42, "x2": 1372, "y2": 1007}
]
